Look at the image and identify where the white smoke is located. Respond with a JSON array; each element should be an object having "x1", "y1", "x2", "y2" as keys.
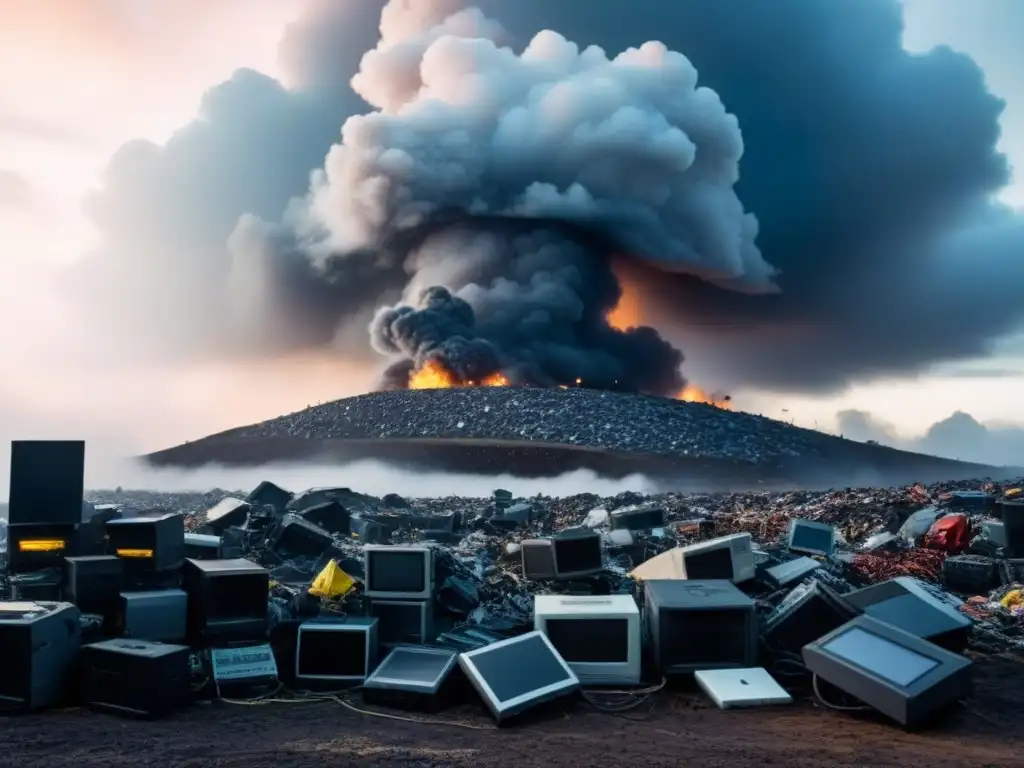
[{"x1": 230, "y1": 0, "x2": 777, "y2": 295}]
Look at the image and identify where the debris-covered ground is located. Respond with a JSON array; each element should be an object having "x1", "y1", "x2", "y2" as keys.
[
  {"x1": 4, "y1": 477, "x2": 1024, "y2": 766},
  {"x1": 156, "y1": 387, "x2": 995, "y2": 470}
]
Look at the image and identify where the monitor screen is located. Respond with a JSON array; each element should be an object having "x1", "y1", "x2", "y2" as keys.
[
  {"x1": 523, "y1": 544, "x2": 554, "y2": 576},
  {"x1": 371, "y1": 602, "x2": 423, "y2": 645},
  {"x1": 297, "y1": 627, "x2": 366, "y2": 677},
  {"x1": 791, "y1": 523, "x2": 834, "y2": 554},
  {"x1": 8, "y1": 440, "x2": 85, "y2": 524},
  {"x1": 545, "y1": 618, "x2": 628, "y2": 663},
  {"x1": 469, "y1": 635, "x2": 572, "y2": 703},
  {"x1": 663, "y1": 609, "x2": 748, "y2": 665},
  {"x1": 684, "y1": 547, "x2": 734, "y2": 579},
  {"x1": 208, "y1": 574, "x2": 268, "y2": 621},
  {"x1": 367, "y1": 551, "x2": 427, "y2": 593},
  {"x1": 375, "y1": 649, "x2": 452, "y2": 684},
  {"x1": 821, "y1": 627, "x2": 939, "y2": 686},
  {"x1": 554, "y1": 536, "x2": 601, "y2": 574}
]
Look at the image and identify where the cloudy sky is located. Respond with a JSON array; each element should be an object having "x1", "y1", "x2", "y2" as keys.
[{"x1": 1, "y1": 0, "x2": 1023, "y2": 467}]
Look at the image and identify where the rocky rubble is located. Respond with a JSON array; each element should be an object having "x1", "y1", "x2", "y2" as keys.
[{"x1": 225, "y1": 387, "x2": 876, "y2": 465}]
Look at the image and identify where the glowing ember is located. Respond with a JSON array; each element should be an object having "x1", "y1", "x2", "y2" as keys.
[
  {"x1": 676, "y1": 385, "x2": 732, "y2": 409},
  {"x1": 408, "y1": 360, "x2": 509, "y2": 389}
]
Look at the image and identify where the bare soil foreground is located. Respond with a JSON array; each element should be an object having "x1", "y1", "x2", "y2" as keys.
[{"x1": 4, "y1": 654, "x2": 1020, "y2": 768}]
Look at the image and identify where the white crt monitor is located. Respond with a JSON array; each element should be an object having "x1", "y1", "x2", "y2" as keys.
[
  {"x1": 533, "y1": 594, "x2": 641, "y2": 686},
  {"x1": 661, "y1": 533, "x2": 756, "y2": 584},
  {"x1": 363, "y1": 545, "x2": 434, "y2": 600}
]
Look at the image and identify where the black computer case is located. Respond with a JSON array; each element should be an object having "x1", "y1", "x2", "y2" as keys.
[{"x1": 82, "y1": 638, "x2": 191, "y2": 718}]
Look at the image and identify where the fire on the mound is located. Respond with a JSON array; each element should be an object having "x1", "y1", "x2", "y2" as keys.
[{"x1": 406, "y1": 270, "x2": 731, "y2": 410}]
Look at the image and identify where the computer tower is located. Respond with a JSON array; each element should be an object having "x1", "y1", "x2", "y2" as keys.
[
  {"x1": 643, "y1": 579, "x2": 757, "y2": 677},
  {"x1": 118, "y1": 589, "x2": 187, "y2": 643},
  {"x1": 64, "y1": 555, "x2": 123, "y2": 615},
  {"x1": 81, "y1": 638, "x2": 191, "y2": 718},
  {"x1": 0, "y1": 601, "x2": 81, "y2": 712}
]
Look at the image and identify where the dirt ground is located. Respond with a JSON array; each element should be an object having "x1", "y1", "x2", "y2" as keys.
[{"x1": 3, "y1": 654, "x2": 1021, "y2": 768}]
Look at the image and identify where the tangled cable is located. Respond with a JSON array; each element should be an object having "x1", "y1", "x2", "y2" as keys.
[{"x1": 580, "y1": 678, "x2": 667, "y2": 716}]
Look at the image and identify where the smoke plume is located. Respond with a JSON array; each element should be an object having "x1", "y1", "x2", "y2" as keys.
[{"x1": 66, "y1": 0, "x2": 1024, "y2": 397}]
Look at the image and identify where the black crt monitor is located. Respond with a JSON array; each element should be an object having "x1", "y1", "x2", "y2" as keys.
[
  {"x1": 551, "y1": 529, "x2": 603, "y2": 579},
  {"x1": 63, "y1": 555, "x2": 123, "y2": 615},
  {"x1": 643, "y1": 579, "x2": 758, "y2": 676},
  {"x1": 762, "y1": 579, "x2": 857, "y2": 655},
  {"x1": 521, "y1": 539, "x2": 557, "y2": 580},
  {"x1": 362, "y1": 646, "x2": 462, "y2": 712},
  {"x1": 787, "y1": 518, "x2": 836, "y2": 557},
  {"x1": 8, "y1": 440, "x2": 85, "y2": 527},
  {"x1": 367, "y1": 599, "x2": 432, "y2": 646},
  {"x1": 458, "y1": 631, "x2": 580, "y2": 723},
  {"x1": 802, "y1": 615, "x2": 973, "y2": 728},
  {"x1": 105, "y1": 513, "x2": 185, "y2": 574},
  {"x1": 609, "y1": 505, "x2": 666, "y2": 532},
  {"x1": 295, "y1": 617, "x2": 378, "y2": 684},
  {"x1": 182, "y1": 558, "x2": 269, "y2": 645},
  {"x1": 363, "y1": 545, "x2": 434, "y2": 600}
]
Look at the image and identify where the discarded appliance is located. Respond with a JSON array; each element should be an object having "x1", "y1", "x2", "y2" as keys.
[
  {"x1": 182, "y1": 558, "x2": 269, "y2": 646},
  {"x1": 981, "y1": 519, "x2": 1007, "y2": 549},
  {"x1": 533, "y1": 594, "x2": 641, "y2": 685},
  {"x1": 210, "y1": 643, "x2": 278, "y2": 692},
  {"x1": 367, "y1": 598, "x2": 433, "y2": 646},
  {"x1": 763, "y1": 556, "x2": 821, "y2": 589},
  {"x1": 520, "y1": 539, "x2": 558, "y2": 580},
  {"x1": 762, "y1": 579, "x2": 857, "y2": 655},
  {"x1": 246, "y1": 481, "x2": 293, "y2": 515},
  {"x1": 117, "y1": 589, "x2": 187, "y2": 643},
  {"x1": 63, "y1": 555, "x2": 123, "y2": 616},
  {"x1": 844, "y1": 577, "x2": 972, "y2": 652},
  {"x1": 82, "y1": 638, "x2": 191, "y2": 719},
  {"x1": 501, "y1": 503, "x2": 533, "y2": 526},
  {"x1": 786, "y1": 518, "x2": 837, "y2": 557},
  {"x1": 297, "y1": 501, "x2": 350, "y2": 535},
  {"x1": 363, "y1": 545, "x2": 435, "y2": 600},
  {"x1": 362, "y1": 646, "x2": 462, "y2": 713},
  {"x1": 643, "y1": 579, "x2": 758, "y2": 677},
  {"x1": 942, "y1": 554, "x2": 997, "y2": 594},
  {"x1": 458, "y1": 630, "x2": 580, "y2": 724},
  {"x1": 105, "y1": 513, "x2": 185, "y2": 582},
  {"x1": 950, "y1": 490, "x2": 996, "y2": 512},
  {"x1": 695, "y1": 668, "x2": 793, "y2": 710},
  {"x1": 1000, "y1": 499, "x2": 1024, "y2": 557},
  {"x1": 0, "y1": 600, "x2": 81, "y2": 713},
  {"x1": 610, "y1": 505, "x2": 666, "y2": 532},
  {"x1": 7, "y1": 440, "x2": 85, "y2": 527},
  {"x1": 183, "y1": 532, "x2": 223, "y2": 560},
  {"x1": 801, "y1": 615, "x2": 972, "y2": 729},
  {"x1": 551, "y1": 528, "x2": 604, "y2": 579},
  {"x1": 271, "y1": 515, "x2": 334, "y2": 558},
  {"x1": 9, "y1": 570, "x2": 63, "y2": 601},
  {"x1": 294, "y1": 617, "x2": 379, "y2": 686},
  {"x1": 203, "y1": 497, "x2": 251, "y2": 532},
  {"x1": 5, "y1": 522, "x2": 79, "y2": 574},
  {"x1": 631, "y1": 533, "x2": 756, "y2": 584}
]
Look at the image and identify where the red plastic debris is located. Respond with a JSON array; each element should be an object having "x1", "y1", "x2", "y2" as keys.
[{"x1": 923, "y1": 513, "x2": 970, "y2": 552}]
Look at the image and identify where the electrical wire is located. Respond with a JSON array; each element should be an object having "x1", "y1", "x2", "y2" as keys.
[
  {"x1": 580, "y1": 678, "x2": 666, "y2": 715},
  {"x1": 811, "y1": 673, "x2": 871, "y2": 712}
]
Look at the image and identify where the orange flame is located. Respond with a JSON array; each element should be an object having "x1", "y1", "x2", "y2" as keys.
[
  {"x1": 408, "y1": 359, "x2": 509, "y2": 390},
  {"x1": 675, "y1": 384, "x2": 732, "y2": 409}
]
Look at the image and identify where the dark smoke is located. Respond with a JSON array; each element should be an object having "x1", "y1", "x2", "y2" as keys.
[{"x1": 66, "y1": 0, "x2": 1024, "y2": 398}]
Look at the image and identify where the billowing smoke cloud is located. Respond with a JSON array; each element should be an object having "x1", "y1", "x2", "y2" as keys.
[
  {"x1": 838, "y1": 409, "x2": 1024, "y2": 468},
  {"x1": 67, "y1": 0, "x2": 1024, "y2": 398}
]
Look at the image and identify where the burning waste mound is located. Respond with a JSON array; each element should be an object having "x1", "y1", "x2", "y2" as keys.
[{"x1": 228, "y1": 1, "x2": 772, "y2": 403}]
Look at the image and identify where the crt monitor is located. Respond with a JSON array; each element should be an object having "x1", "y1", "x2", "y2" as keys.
[
  {"x1": 295, "y1": 617, "x2": 378, "y2": 683},
  {"x1": 182, "y1": 558, "x2": 269, "y2": 644},
  {"x1": 787, "y1": 518, "x2": 836, "y2": 557},
  {"x1": 551, "y1": 529, "x2": 603, "y2": 579},
  {"x1": 533, "y1": 594, "x2": 640, "y2": 685},
  {"x1": 801, "y1": 615, "x2": 972, "y2": 728},
  {"x1": 643, "y1": 579, "x2": 758, "y2": 676},
  {"x1": 105, "y1": 513, "x2": 185, "y2": 573},
  {"x1": 674, "y1": 533, "x2": 756, "y2": 583},
  {"x1": 8, "y1": 440, "x2": 85, "y2": 527},
  {"x1": 363, "y1": 545, "x2": 434, "y2": 600}
]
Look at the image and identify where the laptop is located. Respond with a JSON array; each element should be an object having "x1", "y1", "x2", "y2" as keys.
[{"x1": 694, "y1": 668, "x2": 793, "y2": 709}]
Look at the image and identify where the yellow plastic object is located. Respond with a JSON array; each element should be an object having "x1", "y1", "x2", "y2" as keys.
[
  {"x1": 18, "y1": 539, "x2": 65, "y2": 552},
  {"x1": 1005, "y1": 488, "x2": 1021, "y2": 498},
  {"x1": 116, "y1": 548, "x2": 153, "y2": 558},
  {"x1": 309, "y1": 559, "x2": 355, "y2": 599},
  {"x1": 1000, "y1": 590, "x2": 1022, "y2": 609}
]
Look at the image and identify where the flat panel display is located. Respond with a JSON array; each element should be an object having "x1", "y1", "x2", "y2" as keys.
[
  {"x1": 791, "y1": 523, "x2": 834, "y2": 554},
  {"x1": 375, "y1": 649, "x2": 451, "y2": 683},
  {"x1": 469, "y1": 634, "x2": 572, "y2": 703}
]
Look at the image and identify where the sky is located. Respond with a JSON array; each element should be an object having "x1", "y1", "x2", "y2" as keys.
[{"x1": 1, "y1": 0, "x2": 1023, "y2": 469}]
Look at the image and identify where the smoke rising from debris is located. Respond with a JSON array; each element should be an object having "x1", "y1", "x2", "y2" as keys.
[{"x1": 68, "y1": 0, "x2": 1024, "y2": 397}]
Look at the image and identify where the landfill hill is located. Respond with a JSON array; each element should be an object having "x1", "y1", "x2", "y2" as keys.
[{"x1": 145, "y1": 387, "x2": 1007, "y2": 488}]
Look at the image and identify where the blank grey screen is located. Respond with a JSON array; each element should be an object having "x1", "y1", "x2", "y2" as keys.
[{"x1": 822, "y1": 627, "x2": 939, "y2": 686}]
